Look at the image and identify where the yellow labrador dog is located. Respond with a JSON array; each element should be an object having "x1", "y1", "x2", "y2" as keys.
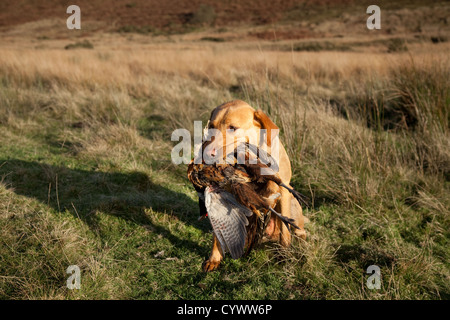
[{"x1": 200, "y1": 100, "x2": 306, "y2": 271}]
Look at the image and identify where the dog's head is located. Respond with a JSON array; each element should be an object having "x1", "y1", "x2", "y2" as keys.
[{"x1": 202, "y1": 100, "x2": 279, "y2": 162}]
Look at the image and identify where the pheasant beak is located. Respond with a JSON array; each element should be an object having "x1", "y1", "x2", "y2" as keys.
[{"x1": 198, "y1": 213, "x2": 208, "y2": 221}]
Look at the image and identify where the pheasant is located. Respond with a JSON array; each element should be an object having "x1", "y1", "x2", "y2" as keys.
[{"x1": 187, "y1": 142, "x2": 307, "y2": 259}]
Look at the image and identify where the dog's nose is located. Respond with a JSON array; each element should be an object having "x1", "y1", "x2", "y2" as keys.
[{"x1": 207, "y1": 147, "x2": 216, "y2": 158}]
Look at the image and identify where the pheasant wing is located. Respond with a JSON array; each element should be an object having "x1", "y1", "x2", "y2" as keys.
[{"x1": 204, "y1": 187, "x2": 253, "y2": 259}]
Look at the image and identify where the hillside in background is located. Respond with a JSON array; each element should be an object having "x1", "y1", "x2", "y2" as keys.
[
  {"x1": 0, "y1": 0, "x2": 448, "y2": 42},
  {"x1": 0, "y1": 0, "x2": 357, "y2": 29}
]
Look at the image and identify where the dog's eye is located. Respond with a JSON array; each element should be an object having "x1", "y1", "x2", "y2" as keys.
[{"x1": 227, "y1": 125, "x2": 238, "y2": 131}]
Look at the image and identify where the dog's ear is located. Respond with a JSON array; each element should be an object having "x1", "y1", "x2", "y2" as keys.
[
  {"x1": 208, "y1": 107, "x2": 218, "y2": 125},
  {"x1": 253, "y1": 110, "x2": 279, "y2": 147}
]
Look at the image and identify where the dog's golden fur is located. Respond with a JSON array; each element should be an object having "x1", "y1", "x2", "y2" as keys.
[{"x1": 201, "y1": 100, "x2": 306, "y2": 271}]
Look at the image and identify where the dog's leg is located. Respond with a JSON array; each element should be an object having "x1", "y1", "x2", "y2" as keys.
[
  {"x1": 278, "y1": 188, "x2": 293, "y2": 247},
  {"x1": 202, "y1": 234, "x2": 223, "y2": 272},
  {"x1": 268, "y1": 188, "x2": 307, "y2": 243},
  {"x1": 291, "y1": 195, "x2": 307, "y2": 240}
]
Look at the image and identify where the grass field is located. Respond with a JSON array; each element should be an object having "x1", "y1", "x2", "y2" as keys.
[{"x1": 0, "y1": 1, "x2": 449, "y2": 300}]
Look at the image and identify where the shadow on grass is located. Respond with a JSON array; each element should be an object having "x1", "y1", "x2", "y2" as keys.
[
  {"x1": 0, "y1": 159, "x2": 208, "y2": 256},
  {"x1": 334, "y1": 244, "x2": 397, "y2": 269}
]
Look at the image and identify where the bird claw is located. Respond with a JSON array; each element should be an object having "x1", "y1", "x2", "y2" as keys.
[
  {"x1": 280, "y1": 183, "x2": 310, "y2": 207},
  {"x1": 291, "y1": 190, "x2": 309, "y2": 207},
  {"x1": 269, "y1": 207, "x2": 301, "y2": 230}
]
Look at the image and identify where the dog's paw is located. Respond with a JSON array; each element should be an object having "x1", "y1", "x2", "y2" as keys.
[{"x1": 202, "y1": 259, "x2": 221, "y2": 272}]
